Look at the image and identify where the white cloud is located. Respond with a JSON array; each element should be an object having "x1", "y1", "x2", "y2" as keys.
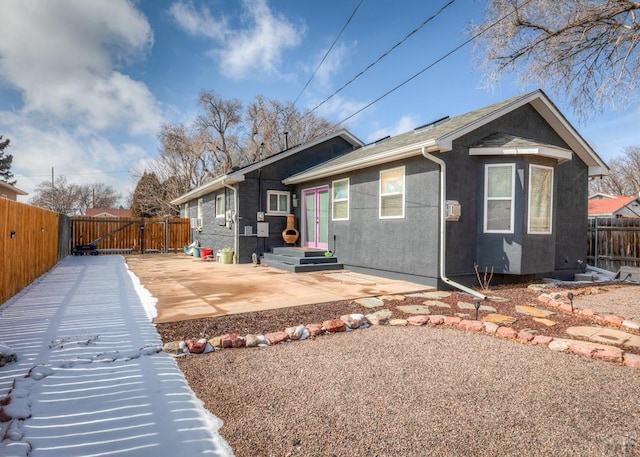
[
  {"x1": 309, "y1": 41, "x2": 355, "y2": 91},
  {"x1": 366, "y1": 115, "x2": 420, "y2": 143},
  {"x1": 170, "y1": 0, "x2": 304, "y2": 79},
  {"x1": 0, "y1": 0, "x2": 162, "y2": 135}
]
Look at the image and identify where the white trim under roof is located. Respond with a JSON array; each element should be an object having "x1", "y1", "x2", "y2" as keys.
[
  {"x1": 170, "y1": 129, "x2": 363, "y2": 206},
  {"x1": 469, "y1": 145, "x2": 573, "y2": 162}
]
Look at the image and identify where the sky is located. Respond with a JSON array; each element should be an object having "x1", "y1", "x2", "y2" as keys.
[{"x1": 1, "y1": 0, "x2": 638, "y2": 204}]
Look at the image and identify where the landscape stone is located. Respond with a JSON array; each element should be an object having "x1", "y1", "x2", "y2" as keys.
[
  {"x1": 209, "y1": 336, "x2": 221, "y2": 349},
  {"x1": 482, "y1": 322, "x2": 499, "y2": 334},
  {"x1": 322, "y1": 319, "x2": 346, "y2": 333},
  {"x1": 417, "y1": 291, "x2": 451, "y2": 299},
  {"x1": 388, "y1": 319, "x2": 408, "y2": 326},
  {"x1": 622, "y1": 320, "x2": 640, "y2": 330},
  {"x1": 517, "y1": 330, "x2": 535, "y2": 342},
  {"x1": 305, "y1": 323, "x2": 324, "y2": 337},
  {"x1": 532, "y1": 335, "x2": 554, "y2": 346},
  {"x1": 162, "y1": 341, "x2": 183, "y2": 355},
  {"x1": 397, "y1": 304, "x2": 431, "y2": 315},
  {"x1": 245, "y1": 334, "x2": 269, "y2": 347},
  {"x1": 220, "y1": 333, "x2": 245, "y2": 349},
  {"x1": 378, "y1": 295, "x2": 406, "y2": 301},
  {"x1": 623, "y1": 353, "x2": 640, "y2": 369},
  {"x1": 423, "y1": 300, "x2": 451, "y2": 309},
  {"x1": 532, "y1": 317, "x2": 557, "y2": 327},
  {"x1": 569, "y1": 345, "x2": 595, "y2": 358},
  {"x1": 559, "y1": 303, "x2": 574, "y2": 313},
  {"x1": 458, "y1": 320, "x2": 483, "y2": 332},
  {"x1": 365, "y1": 310, "x2": 392, "y2": 326},
  {"x1": 455, "y1": 313, "x2": 471, "y2": 318},
  {"x1": 340, "y1": 314, "x2": 368, "y2": 329},
  {"x1": 457, "y1": 301, "x2": 497, "y2": 313},
  {"x1": 486, "y1": 295, "x2": 510, "y2": 302},
  {"x1": 265, "y1": 331, "x2": 288, "y2": 345},
  {"x1": 428, "y1": 315, "x2": 445, "y2": 325},
  {"x1": 185, "y1": 338, "x2": 207, "y2": 354},
  {"x1": 496, "y1": 327, "x2": 517, "y2": 339},
  {"x1": 603, "y1": 315, "x2": 624, "y2": 326},
  {"x1": 548, "y1": 340, "x2": 570, "y2": 352},
  {"x1": 515, "y1": 305, "x2": 555, "y2": 318},
  {"x1": 483, "y1": 314, "x2": 517, "y2": 325},
  {"x1": 592, "y1": 348, "x2": 624, "y2": 363},
  {"x1": 566, "y1": 326, "x2": 640, "y2": 348},
  {"x1": 355, "y1": 297, "x2": 384, "y2": 308},
  {"x1": 444, "y1": 316, "x2": 461, "y2": 326},
  {"x1": 285, "y1": 325, "x2": 308, "y2": 340},
  {"x1": 407, "y1": 315, "x2": 429, "y2": 326}
]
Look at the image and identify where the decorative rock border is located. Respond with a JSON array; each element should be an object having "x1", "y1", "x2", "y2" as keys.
[{"x1": 163, "y1": 305, "x2": 640, "y2": 370}]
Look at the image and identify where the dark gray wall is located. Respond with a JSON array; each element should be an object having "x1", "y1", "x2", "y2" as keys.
[{"x1": 298, "y1": 156, "x2": 442, "y2": 286}]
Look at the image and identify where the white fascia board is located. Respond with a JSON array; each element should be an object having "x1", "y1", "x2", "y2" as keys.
[
  {"x1": 588, "y1": 166, "x2": 609, "y2": 177},
  {"x1": 169, "y1": 175, "x2": 245, "y2": 205},
  {"x1": 283, "y1": 139, "x2": 438, "y2": 184},
  {"x1": 469, "y1": 146, "x2": 573, "y2": 162}
]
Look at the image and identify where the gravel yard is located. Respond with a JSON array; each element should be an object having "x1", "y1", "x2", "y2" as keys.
[
  {"x1": 155, "y1": 280, "x2": 640, "y2": 456},
  {"x1": 178, "y1": 326, "x2": 639, "y2": 456}
]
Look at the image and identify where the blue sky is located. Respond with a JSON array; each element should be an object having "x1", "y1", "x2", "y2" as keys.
[{"x1": 1, "y1": 0, "x2": 637, "y2": 203}]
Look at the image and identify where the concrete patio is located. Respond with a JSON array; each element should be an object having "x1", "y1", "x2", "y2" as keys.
[{"x1": 125, "y1": 255, "x2": 431, "y2": 323}]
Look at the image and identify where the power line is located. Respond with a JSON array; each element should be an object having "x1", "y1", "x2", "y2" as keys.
[
  {"x1": 333, "y1": 0, "x2": 534, "y2": 127},
  {"x1": 15, "y1": 170, "x2": 130, "y2": 179},
  {"x1": 292, "y1": 0, "x2": 365, "y2": 108},
  {"x1": 307, "y1": 0, "x2": 457, "y2": 116}
]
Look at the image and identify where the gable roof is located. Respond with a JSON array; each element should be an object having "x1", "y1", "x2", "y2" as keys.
[
  {"x1": 588, "y1": 195, "x2": 640, "y2": 217},
  {"x1": 85, "y1": 208, "x2": 131, "y2": 217},
  {"x1": 170, "y1": 129, "x2": 363, "y2": 206},
  {"x1": 283, "y1": 90, "x2": 608, "y2": 184},
  {"x1": 0, "y1": 180, "x2": 28, "y2": 196}
]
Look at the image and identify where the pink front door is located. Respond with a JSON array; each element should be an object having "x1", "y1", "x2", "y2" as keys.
[{"x1": 302, "y1": 187, "x2": 329, "y2": 250}]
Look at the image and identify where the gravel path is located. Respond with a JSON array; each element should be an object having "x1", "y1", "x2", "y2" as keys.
[
  {"x1": 178, "y1": 326, "x2": 640, "y2": 457},
  {"x1": 573, "y1": 285, "x2": 640, "y2": 321}
]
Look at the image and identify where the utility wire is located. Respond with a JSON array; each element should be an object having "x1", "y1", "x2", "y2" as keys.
[
  {"x1": 307, "y1": 0, "x2": 457, "y2": 115},
  {"x1": 292, "y1": 0, "x2": 365, "y2": 107},
  {"x1": 333, "y1": 0, "x2": 534, "y2": 128}
]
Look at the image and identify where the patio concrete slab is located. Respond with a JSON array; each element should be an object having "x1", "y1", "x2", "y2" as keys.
[{"x1": 125, "y1": 255, "x2": 432, "y2": 323}]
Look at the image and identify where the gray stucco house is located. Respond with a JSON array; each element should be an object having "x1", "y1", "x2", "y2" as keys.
[
  {"x1": 170, "y1": 129, "x2": 363, "y2": 262},
  {"x1": 172, "y1": 90, "x2": 608, "y2": 294}
]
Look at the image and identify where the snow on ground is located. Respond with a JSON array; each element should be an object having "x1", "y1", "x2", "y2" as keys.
[{"x1": 0, "y1": 255, "x2": 233, "y2": 456}]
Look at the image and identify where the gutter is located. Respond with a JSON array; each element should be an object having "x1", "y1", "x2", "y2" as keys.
[
  {"x1": 222, "y1": 179, "x2": 239, "y2": 264},
  {"x1": 421, "y1": 146, "x2": 487, "y2": 300}
]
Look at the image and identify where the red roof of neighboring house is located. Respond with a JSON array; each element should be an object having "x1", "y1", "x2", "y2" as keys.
[
  {"x1": 588, "y1": 196, "x2": 637, "y2": 216},
  {"x1": 85, "y1": 208, "x2": 131, "y2": 217}
]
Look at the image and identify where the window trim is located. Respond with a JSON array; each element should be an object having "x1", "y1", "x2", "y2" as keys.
[
  {"x1": 527, "y1": 164, "x2": 554, "y2": 235},
  {"x1": 484, "y1": 163, "x2": 515, "y2": 234},
  {"x1": 379, "y1": 166, "x2": 405, "y2": 219},
  {"x1": 332, "y1": 178, "x2": 350, "y2": 221},
  {"x1": 215, "y1": 193, "x2": 225, "y2": 218},
  {"x1": 266, "y1": 190, "x2": 290, "y2": 216}
]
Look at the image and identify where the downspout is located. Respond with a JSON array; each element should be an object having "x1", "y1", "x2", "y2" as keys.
[
  {"x1": 421, "y1": 146, "x2": 487, "y2": 300},
  {"x1": 222, "y1": 179, "x2": 239, "y2": 263}
]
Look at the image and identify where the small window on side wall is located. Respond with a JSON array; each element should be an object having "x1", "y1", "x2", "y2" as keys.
[
  {"x1": 215, "y1": 193, "x2": 225, "y2": 218},
  {"x1": 484, "y1": 164, "x2": 515, "y2": 233},
  {"x1": 332, "y1": 178, "x2": 349, "y2": 221},
  {"x1": 528, "y1": 164, "x2": 553, "y2": 234},
  {"x1": 380, "y1": 167, "x2": 405, "y2": 219},
  {"x1": 267, "y1": 190, "x2": 290, "y2": 215}
]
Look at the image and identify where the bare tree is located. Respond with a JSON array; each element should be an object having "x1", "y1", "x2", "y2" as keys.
[
  {"x1": 590, "y1": 146, "x2": 640, "y2": 195},
  {"x1": 474, "y1": 0, "x2": 640, "y2": 116},
  {"x1": 29, "y1": 176, "x2": 121, "y2": 215},
  {"x1": 196, "y1": 90, "x2": 242, "y2": 174}
]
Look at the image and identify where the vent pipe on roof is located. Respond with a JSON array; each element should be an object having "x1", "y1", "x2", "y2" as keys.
[{"x1": 421, "y1": 146, "x2": 486, "y2": 300}]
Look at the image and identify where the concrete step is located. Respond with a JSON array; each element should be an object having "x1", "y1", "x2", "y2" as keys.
[
  {"x1": 262, "y1": 252, "x2": 338, "y2": 265},
  {"x1": 271, "y1": 247, "x2": 328, "y2": 258},
  {"x1": 260, "y1": 257, "x2": 344, "y2": 273}
]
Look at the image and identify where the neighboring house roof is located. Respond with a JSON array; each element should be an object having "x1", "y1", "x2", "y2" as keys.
[
  {"x1": 283, "y1": 89, "x2": 608, "y2": 185},
  {"x1": 588, "y1": 196, "x2": 640, "y2": 217},
  {"x1": 588, "y1": 192, "x2": 616, "y2": 200},
  {"x1": 85, "y1": 208, "x2": 131, "y2": 217},
  {"x1": 170, "y1": 129, "x2": 363, "y2": 206},
  {"x1": 0, "y1": 180, "x2": 28, "y2": 196}
]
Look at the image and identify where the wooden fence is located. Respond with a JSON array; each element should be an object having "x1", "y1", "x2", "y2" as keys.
[
  {"x1": 588, "y1": 217, "x2": 640, "y2": 272},
  {"x1": 0, "y1": 198, "x2": 67, "y2": 304},
  {"x1": 70, "y1": 216, "x2": 190, "y2": 254}
]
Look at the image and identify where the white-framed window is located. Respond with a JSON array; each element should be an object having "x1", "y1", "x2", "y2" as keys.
[
  {"x1": 196, "y1": 198, "x2": 204, "y2": 228},
  {"x1": 332, "y1": 178, "x2": 349, "y2": 221},
  {"x1": 528, "y1": 164, "x2": 553, "y2": 234},
  {"x1": 215, "y1": 193, "x2": 225, "y2": 218},
  {"x1": 267, "y1": 190, "x2": 290, "y2": 215},
  {"x1": 484, "y1": 164, "x2": 515, "y2": 233},
  {"x1": 380, "y1": 166, "x2": 405, "y2": 219}
]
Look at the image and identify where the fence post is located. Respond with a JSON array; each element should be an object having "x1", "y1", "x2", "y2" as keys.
[{"x1": 594, "y1": 217, "x2": 598, "y2": 268}]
